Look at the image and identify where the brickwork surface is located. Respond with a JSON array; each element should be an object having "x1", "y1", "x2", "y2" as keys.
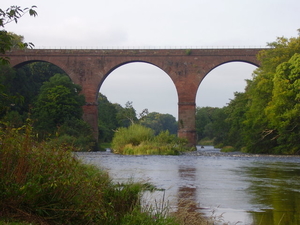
[{"x1": 5, "y1": 48, "x2": 263, "y2": 146}]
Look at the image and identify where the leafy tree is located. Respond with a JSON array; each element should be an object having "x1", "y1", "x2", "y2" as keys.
[
  {"x1": 15, "y1": 62, "x2": 65, "y2": 112},
  {"x1": 0, "y1": 5, "x2": 37, "y2": 120},
  {"x1": 140, "y1": 112, "x2": 177, "y2": 135},
  {"x1": 265, "y1": 53, "x2": 300, "y2": 154},
  {"x1": 243, "y1": 32, "x2": 300, "y2": 153},
  {"x1": 32, "y1": 73, "x2": 85, "y2": 136},
  {"x1": 0, "y1": 62, "x2": 66, "y2": 125},
  {"x1": 195, "y1": 107, "x2": 214, "y2": 141},
  {"x1": 0, "y1": 5, "x2": 37, "y2": 64},
  {"x1": 224, "y1": 91, "x2": 249, "y2": 150},
  {"x1": 115, "y1": 101, "x2": 138, "y2": 127},
  {"x1": 0, "y1": 65, "x2": 22, "y2": 117},
  {"x1": 210, "y1": 107, "x2": 228, "y2": 145},
  {"x1": 195, "y1": 107, "x2": 228, "y2": 144},
  {"x1": 97, "y1": 93, "x2": 119, "y2": 143}
]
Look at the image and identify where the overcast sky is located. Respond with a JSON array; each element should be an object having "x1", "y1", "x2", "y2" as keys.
[{"x1": 3, "y1": 0, "x2": 300, "y2": 118}]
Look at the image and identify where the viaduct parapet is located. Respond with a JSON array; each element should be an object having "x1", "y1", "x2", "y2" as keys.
[{"x1": 5, "y1": 48, "x2": 264, "y2": 147}]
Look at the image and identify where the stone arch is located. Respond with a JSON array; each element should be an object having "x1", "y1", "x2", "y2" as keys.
[
  {"x1": 205, "y1": 59, "x2": 260, "y2": 76},
  {"x1": 197, "y1": 60, "x2": 258, "y2": 108},
  {"x1": 98, "y1": 61, "x2": 178, "y2": 118},
  {"x1": 4, "y1": 48, "x2": 264, "y2": 146},
  {"x1": 10, "y1": 59, "x2": 77, "y2": 84},
  {"x1": 98, "y1": 60, "x2": 178, "y2": 93}
]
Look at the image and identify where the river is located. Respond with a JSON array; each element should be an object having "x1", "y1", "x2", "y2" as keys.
[{"x1": 77, "y1": 146, "x2": 300, "y2": 225}]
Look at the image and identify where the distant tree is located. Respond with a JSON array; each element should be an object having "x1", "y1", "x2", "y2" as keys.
[
  {"x1": 209, "y1": 107, "x2": 228, "y2": 145},
  {"x1": 223, "y1": 91, "x2": 249, "y2": 149},
  {"x1": 195, "y1": 107, "x2": 214, "y2": 141},
  {"x1": 195, "y1": 106, "x2": 229, "y2": 146},
  {"x1": 115, "y1": 101, "x2": 138, "y2": 127},
  {"x1": 140, "y1": 112, "x2": 177, "y2": 135},
  {"x1": 97, "y1": 93, "x2": 119, "y2": 142},
  {"x1": 32, "y1": 74, "x2": 85, "y2": 136}
]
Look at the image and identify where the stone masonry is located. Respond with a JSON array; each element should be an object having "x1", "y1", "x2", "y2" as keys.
[{"x1": 5, "y1": 48, "x2": 263, "y2": 146}]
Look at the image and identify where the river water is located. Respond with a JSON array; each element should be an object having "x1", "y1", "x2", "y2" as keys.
[{"x1": 77, "y1": 146, "x2": 300, "y2": 225}]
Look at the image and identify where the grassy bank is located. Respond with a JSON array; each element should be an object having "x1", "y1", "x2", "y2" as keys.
[
  {"x1": 0, "y1": 123, "x2": 181, "y2": 225},
  {"x1": 0, "y1": 123, "x2": 221, "y2": 224}
]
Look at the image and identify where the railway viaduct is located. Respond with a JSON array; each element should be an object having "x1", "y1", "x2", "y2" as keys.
[{"x1": 5, "y1": 48, "x2": 263, "y2": 147}]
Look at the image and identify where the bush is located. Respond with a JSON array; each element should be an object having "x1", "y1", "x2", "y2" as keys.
[
  {"x1": 0, "y1": 123, "x2": 110, "y2": 224},
  {"x1": 112, "y1": 124, "x2": 154, "y2": 154},
  {"x1": 112, "y1": 124, "x2": 189, "y2": 155},
  {"x1": 0, "y1": 123, "x2": 180, "y2": 224}
]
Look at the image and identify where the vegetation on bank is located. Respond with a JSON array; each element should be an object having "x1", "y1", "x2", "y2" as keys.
[
  {"x1": 0, "y1": 123, "x2": 221, "y2": 225},
  {"x1": 0, "y1": 123, "x2": 176, "y2": 225},
  {"x1": 196, "y1": 30, "x2": 300, "y2": 155},
  {"x1": 111, "y1": 123, "x2": 190, "y2": 155}
]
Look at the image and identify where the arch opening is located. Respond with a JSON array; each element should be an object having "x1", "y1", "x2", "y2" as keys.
[
  {"x1": 196, "y1": 61, "x2": 258, "y2": 108},
  {"x1": 99, "y1": 62, "x2": 178, "y2": 119}
]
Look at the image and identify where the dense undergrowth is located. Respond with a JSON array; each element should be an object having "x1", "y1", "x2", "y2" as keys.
[
  {"x1": 0, "y1": 122, "x2": 221, "y2": 225},
  {"x1": 111, "y1": 124, "x2": 190, "y2": 155},
  {"x1": 0, "y1": 122, "x2": 182, "y2": 225}
]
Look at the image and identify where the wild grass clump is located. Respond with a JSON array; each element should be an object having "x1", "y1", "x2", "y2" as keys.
[
  {"x1": 111, "y1": 124, "x2": 189, "y2": 155},
  {"x1": 220, "y1": 146, "x2": 235, "y2": 152},
  {"x1": 0, "y1": 122, "x2": 181, "y2": 225},
  {"x1": 111, "y1": 123, "x2": 154, "y2": 153}
]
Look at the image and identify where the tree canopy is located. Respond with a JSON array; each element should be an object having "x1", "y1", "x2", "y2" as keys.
[
  {"x1": 195, "y1": 30, "x2": 300, "y2": 154},
  {"x1": 32, "y1": 73, "x2": 85, "y2": 135}
]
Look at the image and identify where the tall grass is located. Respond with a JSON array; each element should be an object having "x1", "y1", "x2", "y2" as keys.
[
  {"x1": 111, "y1": 124, "x2": 189, "y2": 155},
  {"x1": 111, "y1": 123, "x2": 154, "y2": 153},
  {"x1": 0, "y1": 122, "x2": 181, "y2": 225},
  {"x1": 0, "y1": 122, "x2": 221, "y2": 225}
]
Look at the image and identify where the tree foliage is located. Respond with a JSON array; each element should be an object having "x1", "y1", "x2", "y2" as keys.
[
  {"x1": 0, "y1": 62, "x2": 64, "y2": 120},
  {"x1": 243, "y1": 32, "x2": 300, "y2": 153},
  {"x1": 195, "y1": 30, "x2": 300, "y2": 154},
  {"x1": 97, "y1": 93, "x2": 119, "y2": 143},
  {"x1": 140, "y1": 112, "x2": 177, "y2": 135},
  {"x1": 0, "y1": 5, "x2": 37, "y2": 64},
  {"x1": 265, "y1": 53, "x2": 300, "y2": 153},
  {"x1": 114, "y1": 101, "x2": 138, "y2": 127},
  {"x1": 195, "y1": 107, "x2": 228, "y2": 145},
  {"x1": 32, "y1": 73, "x2": 85, "y2": 136}
]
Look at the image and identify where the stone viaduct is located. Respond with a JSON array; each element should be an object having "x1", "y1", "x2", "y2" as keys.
[{"x1": 5, "y1": 48, "x2": 263, "y2": 146}]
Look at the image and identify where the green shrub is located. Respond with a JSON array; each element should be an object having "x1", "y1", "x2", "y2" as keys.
[
  {"x1": 112, "y1": 124, "x2": 154, "y2": 154},
  {"x1": 112, "y1": 125, "x2": 189, "y2": 155},
  {"x1": 0, "y1": 122, "x2": 214, "y2": 225},
  {"x1": 220, "y1": 146, "x2": 235, "y2": 152},
  {"x1": 0, "y1": 123, "x2": 178, "y2": 224},
  {"x1": 0, "y1": 123, "x2": 112, "y2": 224},
  {"x1": 56, "y1": 118, "x2": 96, "y2": 151}
]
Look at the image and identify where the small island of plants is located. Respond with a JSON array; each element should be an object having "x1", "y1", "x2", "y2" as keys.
[{"x1": 111, "y1": 123, "x2": 190, "y2": 155}]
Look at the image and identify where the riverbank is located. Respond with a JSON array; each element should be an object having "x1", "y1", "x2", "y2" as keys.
[
  {"x1": 78, "y1": 148, "x2": 300, "y2": 225},
  {"x1": 182, "y1": 146, "x2": 300, "y2": 158},
  {"x1": 0, "y1": 126, "x2": 186, "y2": 225}
]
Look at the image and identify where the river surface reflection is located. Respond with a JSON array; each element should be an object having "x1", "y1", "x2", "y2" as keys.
[{"x1": 77, "y1": 146, "x2": 300, "y2": 225}]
